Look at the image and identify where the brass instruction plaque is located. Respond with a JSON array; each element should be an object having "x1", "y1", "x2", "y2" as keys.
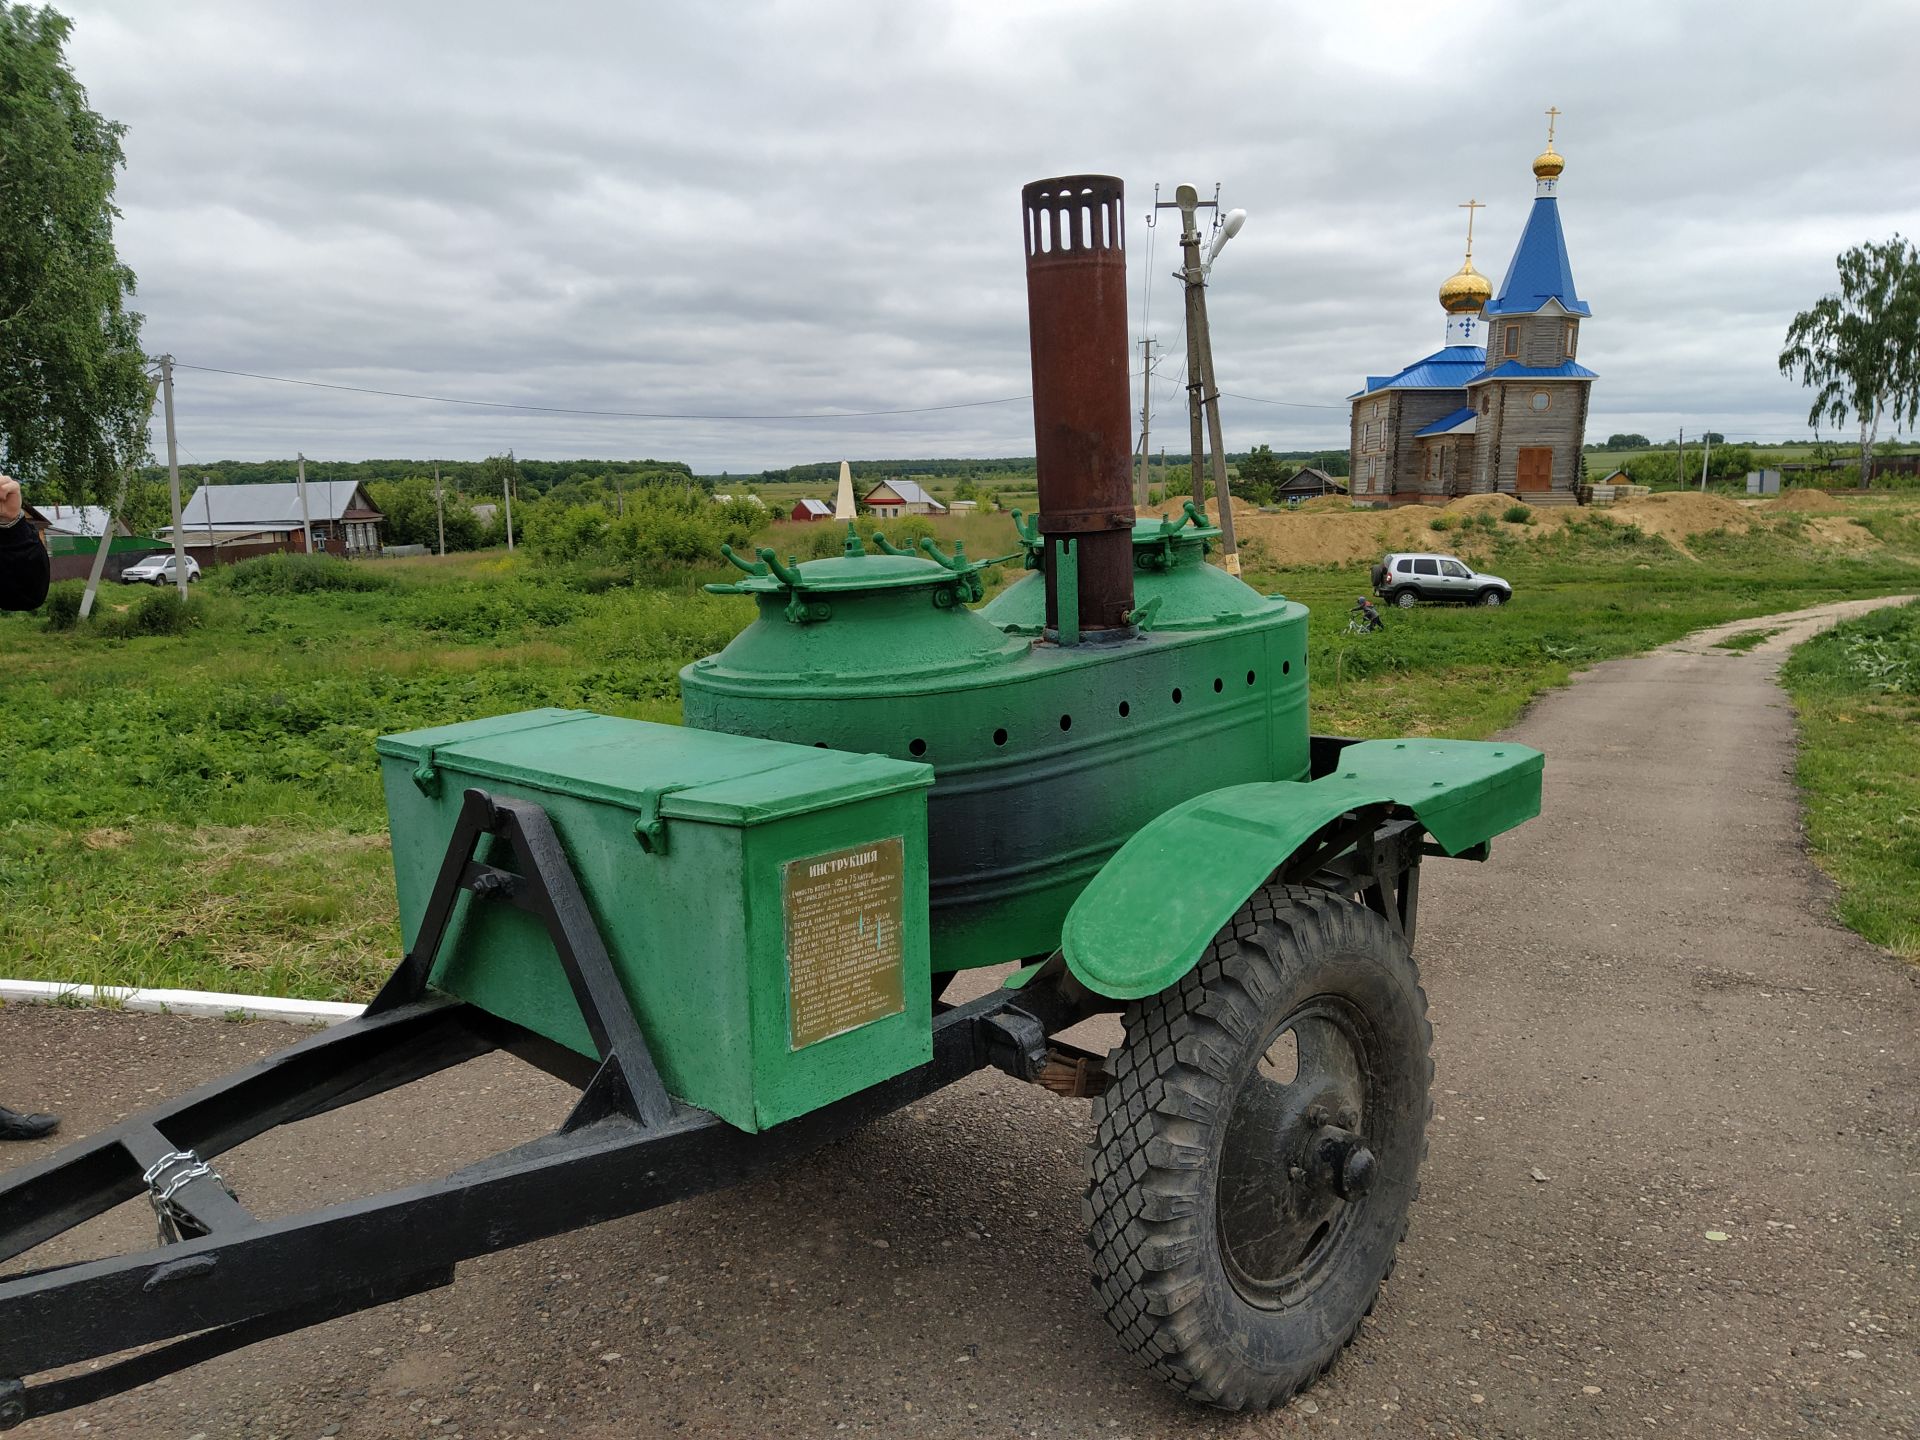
[{"x1": 785, "y1": 836, "x2": 906, "y2": 1050}]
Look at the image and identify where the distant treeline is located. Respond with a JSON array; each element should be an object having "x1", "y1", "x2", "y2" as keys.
[
  {"x1": 135, "y1": 457, "x2": 698, "y2": 496},
  {"x1": 755, "y1": 450, "x2": 1349, "y2": 485}
]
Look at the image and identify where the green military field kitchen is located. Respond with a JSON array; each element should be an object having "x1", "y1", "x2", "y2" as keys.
[{"x1": 0, "y1": 175, "x2": 1543, "y2": 1426}]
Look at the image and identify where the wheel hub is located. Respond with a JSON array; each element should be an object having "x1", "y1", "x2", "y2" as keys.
[{"x1": 1215, "y1": 1003, "x2": 1377, "y2": 1308}]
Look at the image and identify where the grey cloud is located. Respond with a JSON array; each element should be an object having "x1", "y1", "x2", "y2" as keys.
[{"x1": 59, "y1": 0, "x2": 1920, "y2": 471}]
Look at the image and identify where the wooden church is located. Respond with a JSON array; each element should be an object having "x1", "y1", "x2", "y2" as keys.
[{"x1": 1348, "y1": 114, "x2": 1596, "y2": 506}]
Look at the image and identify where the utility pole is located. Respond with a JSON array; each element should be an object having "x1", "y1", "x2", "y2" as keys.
[
  {"x1": 159, "y1": 354, "x2": 189, "y2": 598},
  {"x1": 502, "y1": 453, "x2": 516, "y2": 552},
  {"x1": 1676, "y1": 428, "x2": 1684, "y2": 491},
  {"x1": 434, "y1": 462, "x2": 446, "y2": 556},
  {"x1": 1158, "y1": 184, "x2": 1244, "y2": 573},
  {"x1": 296, "y1": 453, "x2": 313, "y2": 554},
  {"x1": 1135, "y1": 335, "x2": 1160, "y2": 510},
  {"x1": 80, "y1": 376, "x2": 161, "y2": 620},
  {"x1": 1699, "y1": 430, "x2": 1712, "y2": 491}
]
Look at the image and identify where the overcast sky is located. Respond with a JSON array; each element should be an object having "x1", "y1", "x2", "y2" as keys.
[{"x1": 59, "y1": 0, "x2": 1920, "y2": 475}]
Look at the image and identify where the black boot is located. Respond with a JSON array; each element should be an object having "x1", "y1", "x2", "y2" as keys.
[{"x1": 0, "y1": 1105, "x2": 59, "y2": 1140}]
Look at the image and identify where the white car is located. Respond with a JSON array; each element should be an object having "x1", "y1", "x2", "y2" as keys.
[
  {"x1": 1370, "y1": 552, "x2": 1512, "y2": 608},
  {"x1": 120, "y1": 553, "x2": 201, "y2": 585}
]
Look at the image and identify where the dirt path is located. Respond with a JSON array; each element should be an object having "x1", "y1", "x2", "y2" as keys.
[{"x1": 4, "y1": 598, "x2": 1917, "y2": 1439}]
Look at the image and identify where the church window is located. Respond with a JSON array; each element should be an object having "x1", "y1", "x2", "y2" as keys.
[
  {"x1": 1503, "y1": 325, "x2": 1518, "y2": 358},
  {"x1": 1565, "y1": 323, "x2": 1577, "y2": 359},
  {"x1": 1479, "y1": 392, "x2": 1490, "y2": 415},
  {"x1": 1531, "y1": 391, "x2": 1551, "y2": 412}
]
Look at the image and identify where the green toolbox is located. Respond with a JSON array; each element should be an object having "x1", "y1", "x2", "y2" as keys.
[{"x1": 378, "y1": 708, "x2": 935, "y2": 1131}]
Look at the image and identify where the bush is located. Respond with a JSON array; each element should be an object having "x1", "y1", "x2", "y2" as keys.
[
  {"x1": 98, "y1": 587, "x2": 202, "y2": 638},
  {"x1": 1429, "y1": 514, "x2": 1456, "y2": 532},
  {"x1": 1503, "y1": 504, "x2": 1534, "y2": 525},
  {"x1": 41, "y1": 581, "x2": 84, "y2": 631},
  {"x1": 526, "y1": 490, "x2": 761, "y2": 584},
  {"x1": 411, "y1": 584, "x2": 584, "y2": 640},
  {"x1": 218, "y1": 553, "x2": 389, "y2": 595}
]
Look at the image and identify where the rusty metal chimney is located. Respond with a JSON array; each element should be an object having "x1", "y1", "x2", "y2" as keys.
[{"x1": 1022, "y1": 175, "x2": 1135, "y2": 637}]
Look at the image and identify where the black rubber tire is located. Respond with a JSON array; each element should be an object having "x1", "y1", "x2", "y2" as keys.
[
  {"x1": 1085, "y1": 886, "x2": 1432, "y2": 1412},
  {"x1": 1392, "y1": 589, "x2": 1418, "y2": 609},
  {"x1": 1478, "y1": 589, "x2": 1504, "y2": 607}
]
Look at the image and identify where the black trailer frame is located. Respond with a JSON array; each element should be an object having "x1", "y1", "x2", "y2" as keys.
[{"x1": 0, "y1": 762, "x2": 1436, "y2": 1429}]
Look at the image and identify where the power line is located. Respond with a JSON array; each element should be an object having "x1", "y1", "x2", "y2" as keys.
[
  {"x1": 1219, "y1": 390, "x2": 1348, "y2": 413},
  {"x1": 166, "y1": 362, "x2": 1034, "y2": 422}
]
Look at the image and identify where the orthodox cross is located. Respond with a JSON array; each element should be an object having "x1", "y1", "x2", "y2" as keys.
[
  {"x1": 1458, "y1": 198, "x2": 1484, "y2": 261},
  {"x1": 1544, "y1": 106, "x2": 1561, "y2": 147}
]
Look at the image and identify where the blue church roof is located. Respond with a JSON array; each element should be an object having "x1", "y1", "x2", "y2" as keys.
[
  {"x1": 1413, "y1": 406, "x2": 1478, "y2": 438},
  {"x1": 1349, "y1": 345, "x2": 1486, "y2": 398},
  {"x1": 1486, "y1": 197, "x2": 1590, "y2": 317},
  {"x1": 1470, "y1": 359, "x2": 1599, "y2": 383}
]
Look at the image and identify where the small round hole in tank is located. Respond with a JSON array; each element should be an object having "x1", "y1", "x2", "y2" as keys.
[
  {"x1": 1059, "y1": 714, "x2": 1072, "y2": 732},
  {"x1": 908, "y1": 738, "x2": 927, "y2": 757},
  {"x1": 813, "y1": 742, "x2": 828, "y2": 748},
  {"x1": 993, "y1": 727, "x2": 1008, "y2": 746},
  {"x1": 1213, "y1": 677, "x2": 1224, "y2": 693},
  {"x1": 1282, "y1": 660, "x2": 1291, "y2": 675},
  {"x1": 1172, "y1": 688, "x2": 1183, "y2": 704},
  {"x1": 1246, "y1": 670, "x2": 1256, "y2": 685},
  {"x1": 1118, "y1": 700, "x2": 1130, "y2": 717}
]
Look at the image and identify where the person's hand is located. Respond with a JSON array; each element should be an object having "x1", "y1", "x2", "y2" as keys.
[{"x1": 0, "y1": 476, "x2": 20, "y2": 525}]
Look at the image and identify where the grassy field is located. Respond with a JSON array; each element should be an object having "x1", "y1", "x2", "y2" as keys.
[
  {"x1": 1781, "y1": 602, "x2": 1920, "y2": 961},
  {"x1": 3, "y1": 498, "x2": 1915, "y2": 1001}
]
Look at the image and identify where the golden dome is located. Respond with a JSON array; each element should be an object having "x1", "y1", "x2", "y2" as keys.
[
  {"x1": 1439, "y1": 258, "x2": 1492, "y2": 314},
  {"x1": 1533, "y1": 145, "x2": 1565, "y2": 179}
]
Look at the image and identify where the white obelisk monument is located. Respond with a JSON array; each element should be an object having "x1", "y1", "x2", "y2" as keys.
[{"x1": 833, "y1": 460, "x2": 857, "y2": 521}]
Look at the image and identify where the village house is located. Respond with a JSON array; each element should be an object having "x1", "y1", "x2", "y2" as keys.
[
  {"x1": 1274, "y1": 467, "x2": 1346, "y2": 501},
  {"x1": 172, "y1": 481, "x2": 386, "y2": 558},
  {"x1": 861, "y1": 478, "x2": 947, "y2": 517}
]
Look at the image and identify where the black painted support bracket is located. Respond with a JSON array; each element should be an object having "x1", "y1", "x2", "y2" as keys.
[{"x1": 370, "y1": 788, "x2": 675, "y2": 1129}]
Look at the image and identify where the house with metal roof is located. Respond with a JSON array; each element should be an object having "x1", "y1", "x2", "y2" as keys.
[
  {"x1": 1349, "y1": 114, "x2": 1596, "y2": 505},
  {"x1": 860, "y1": 478, "x2": 947, "y2": 516},
  {"x1": 172, "y1": 481, "x2": 385, "y2": 557},
  {"x1": 791, "y1": 497, "x2": 834, "y2": 522},
  {"x1": 38, "y1": 505, "x2": 130, "y2": 539}
]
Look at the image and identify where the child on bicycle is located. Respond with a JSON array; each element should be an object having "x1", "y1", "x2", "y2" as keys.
[{"x1": 1351, "y1": 595, "x2": 1384, "y2": 632}]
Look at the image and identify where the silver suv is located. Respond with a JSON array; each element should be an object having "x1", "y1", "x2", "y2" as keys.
[
  {"x1": 120, "y1": 552, "x2": 201, "y2": 585},
  {"x1": 1370, "y1": 552, "x2": 1512, "y2": 608}
]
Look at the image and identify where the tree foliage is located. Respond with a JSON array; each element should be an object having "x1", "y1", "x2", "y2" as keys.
[
  {"x1": 1232, "y1": 444, "x2": 1291, "y2": 504},
  {"x1": 0, "y1": 4, "x2": 150, "y2": 502},
  {"x1": 1781, "y1": 235, "x2": 1920, "y2": 483},
  {"x1": 364, "y1": 477, "x2": 484, "y2": 551}
]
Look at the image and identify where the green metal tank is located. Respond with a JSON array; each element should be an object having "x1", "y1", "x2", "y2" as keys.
[{"x1": 679, "y1": 519, "x2": 1308, "y2": 974}]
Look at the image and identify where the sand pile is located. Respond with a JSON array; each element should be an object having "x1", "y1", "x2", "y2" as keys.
[
  {"x1": 1767, "y1": 488, "x2": 1844, "y2": 513},
  {"x1": 1130, "y1": 487, "x2": 1890, "y2": 568},
  {"x1": 1803, "y1": 517, "x2": 1875, "y2": 548},
  {"x1": 1610, "y1": 491, "x2": 1749, "y2": 544},
  {"x1": 1444, "y1": 493, "x2": 1517, "y2": 516}
]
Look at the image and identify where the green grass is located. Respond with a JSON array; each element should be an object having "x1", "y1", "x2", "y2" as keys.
[
  {"x1": 3, "y1": 512, "x2": 1916, "y2": 999},
  {"x1": 1713, "y1": 628, "x2": 1782, "y2": 652},
  {"x1": 1245, "y1": 524, "x2": 1919, "y2": 739},
  {"x1": 1781, "y1": 602, "x2": 1920, "y2": 961}
]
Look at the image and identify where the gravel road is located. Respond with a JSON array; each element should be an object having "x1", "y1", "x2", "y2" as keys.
[{"x1": 3, "y1": 597, "x2": 1916, "y2": 1439}]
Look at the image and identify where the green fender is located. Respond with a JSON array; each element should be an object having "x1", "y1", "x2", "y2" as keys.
[{"x1": 1062, "y1": 738, "x2": 1544, "y2": 1000}]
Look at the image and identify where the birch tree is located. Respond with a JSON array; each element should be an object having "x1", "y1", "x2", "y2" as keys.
[{"x1": 1780, "y1": 236, "x2": 1920, "y2": 485}]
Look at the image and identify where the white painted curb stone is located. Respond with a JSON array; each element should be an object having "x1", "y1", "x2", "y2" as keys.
[{"x1": 0, "y1": 978, "x2": 362, "y2": 1025}]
